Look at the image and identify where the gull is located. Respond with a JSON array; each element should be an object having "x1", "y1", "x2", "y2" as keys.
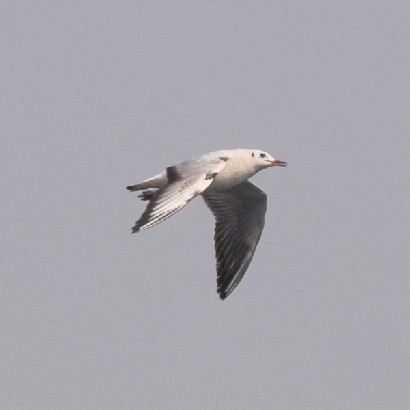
[{"x1": 127, "y1": 149, "x2": 287, "y2": 299}]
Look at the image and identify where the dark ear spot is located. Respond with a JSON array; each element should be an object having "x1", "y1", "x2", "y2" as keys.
[{"x1": 252, "y1": 152, "x2": 254, "y2": 158}]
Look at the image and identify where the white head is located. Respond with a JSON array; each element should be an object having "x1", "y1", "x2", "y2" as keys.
[{"x1": 250, "y1": 149, "x2": 287, "y2": 171}]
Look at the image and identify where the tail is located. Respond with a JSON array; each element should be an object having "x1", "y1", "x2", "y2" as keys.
[
  {"x1": 126, "y1": 182, "x2": 151, "y2": 192},
  {"x1": 126, "y1": 185, "x2": 158, "y2": 201},
  {"x1": 126, "y1": 171, "x2": 167, "y2": 192}
]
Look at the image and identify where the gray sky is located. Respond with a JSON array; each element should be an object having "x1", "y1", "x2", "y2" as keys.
[{"x1": 2, "y1": 1, "x2": 410, "y2": 409}]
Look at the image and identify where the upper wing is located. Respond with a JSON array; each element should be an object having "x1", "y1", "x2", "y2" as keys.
[
  {"x1": 131, "y1": 155, "x2": 229, "y2": 233},
  {"x1": 203, "y1": 181, "x2": 267, "y2": 299}
]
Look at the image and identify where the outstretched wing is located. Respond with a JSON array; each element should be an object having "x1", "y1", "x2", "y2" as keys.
[
  {"x1": 203, "y1": 181, "x2": 267, "y2": 299},
  {"x1": 131, "y1": 155, "x2": 229, "y2": 233}
]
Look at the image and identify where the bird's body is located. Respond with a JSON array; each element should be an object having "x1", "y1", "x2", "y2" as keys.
[
  {"x1": 208, "y1": 150, "x2": 259, "y2": 190},
  {"x1": 127, "y1": 149, "x2": 287, "y2": 299}
]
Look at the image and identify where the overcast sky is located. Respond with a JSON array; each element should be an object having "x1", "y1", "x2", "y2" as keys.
[{"x1": 2, "y1": 1, "x2": 410, "y2": 409}]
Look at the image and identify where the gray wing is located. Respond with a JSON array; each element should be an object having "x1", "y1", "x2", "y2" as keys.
[
  {"x1": 203, "y1": 181, "x2": 267, "y2": 299},
  {"x1": 131, "y1": 156, "x2": 229, "y2": 233}
]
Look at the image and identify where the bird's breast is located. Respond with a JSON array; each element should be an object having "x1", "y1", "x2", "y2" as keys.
[{"x1": 207, "y1": 159, "x2": 256, "y2": 191}]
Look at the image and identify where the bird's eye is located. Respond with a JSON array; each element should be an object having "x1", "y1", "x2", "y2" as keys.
[
  {"x1": 259, "y1": 153, "x2": 266, "y2": 158},
  {"x1": 252, "y1": 152, "x2": 254, "y2": 158}
]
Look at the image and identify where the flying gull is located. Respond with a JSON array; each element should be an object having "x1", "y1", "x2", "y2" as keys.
[{"x1": 127, "y1": 149, "x2": 287, "y2": 299}]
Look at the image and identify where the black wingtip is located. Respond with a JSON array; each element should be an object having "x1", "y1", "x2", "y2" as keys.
[{"x1": 126, "y1": 185, "x2": 136, "y2": 191}]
